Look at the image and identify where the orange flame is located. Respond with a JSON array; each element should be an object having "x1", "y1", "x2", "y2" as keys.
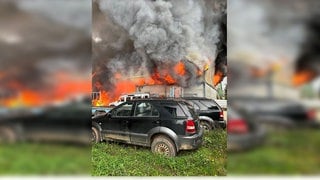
[
  {"x1": 1, "y1": 73, "x2": 91, "y2": 108},
  {"x1": 92, "y1": 61, "x2": 205, "y2": 106},
  {"x1": 213, "y1": 71, "x2": 224, "y2": 86},
  {"x1": 92, "y1": 80, "x2": 136, "y2": 106},
  {"x1": 174, "y1": 61, "x2": 186, "y2": 76},
  {"x1": 292, "y1": 70, "x2": 316, "y2": 86}
]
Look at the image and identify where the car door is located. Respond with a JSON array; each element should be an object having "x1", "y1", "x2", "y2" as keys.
[
  {"x1": 128, "y1": 101, "x2": 160, "y2": 144},
  {"x1": 101, "y1": 102, "x2": 133, "y2": 142}
]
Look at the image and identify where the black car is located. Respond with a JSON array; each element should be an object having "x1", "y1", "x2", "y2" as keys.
[
  {"x1": 92, "y1": 99, "x2": 204, "y2": 157},
  {"x1": 182, "y1": 97, "x2": 226, "y2": 131},
  {"x1": 0, "y1": 99, "x2": 90, "y2": 144},
  {"x1": 92, "y1": 106, "x2": 112, "y2": 118},
  {"x1": 227, "y1": 107, "x2": 266, "y2": 151},
  {"x1": 229, "y1": 96, "x2": 319, "y2": 129}
]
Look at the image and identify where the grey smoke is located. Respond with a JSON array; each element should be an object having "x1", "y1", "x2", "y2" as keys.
[{"x1": 94, "y1": 0, "x2": 224, "y2": 90}]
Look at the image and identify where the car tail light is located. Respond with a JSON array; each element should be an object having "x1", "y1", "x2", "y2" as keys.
[
  {"x1": 219, "y1": 111, "x2": 224, "y2": 118},
  {"x1": 185, "y1": 119, "x2": 196, "y2": 134},
  {"x1": 227, "y1": 118, "x2": 249, "y2": 134},
  {"x1": 307, "y1": 109, "x2": 316, "y2": 120}
]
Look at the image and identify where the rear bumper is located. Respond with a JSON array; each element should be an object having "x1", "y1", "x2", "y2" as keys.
[
  {"x1": 178, "y1": 128, "x2": 204, "y2": 151},
  {"x1": 227, "y1": 125, "x2": 266, "y2": 152}
]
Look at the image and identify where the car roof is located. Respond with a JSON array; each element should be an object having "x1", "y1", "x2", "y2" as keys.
[
  {"x1": 128, "y1": 98, "x2": 188, "y2": 103},
  {"x1": 182, "y1": 97, "x2": 214, "y2": 101}
]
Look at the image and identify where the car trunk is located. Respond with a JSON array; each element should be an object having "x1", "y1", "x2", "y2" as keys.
[{"x1": 178, "y1": 102, "x2": 201, "y2": 133}]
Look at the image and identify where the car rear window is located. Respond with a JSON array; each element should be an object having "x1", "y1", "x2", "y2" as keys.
[
  {"x1": 191, "y1": 100, "x2": 207, "y2": 110},
  {"x1": 199, "y1": 100, "x2": 220, "y2": 110},
  {"x1": 178, "y1": 102, "x2": 197, "y2": 119},
  {"x1": 161, "y1": 102, "x2": 186, "y2": 117}
]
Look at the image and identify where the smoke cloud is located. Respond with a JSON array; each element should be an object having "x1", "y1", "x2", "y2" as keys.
[{"x1": 93, "y1": 0, "x2": 226, "y2": 91}]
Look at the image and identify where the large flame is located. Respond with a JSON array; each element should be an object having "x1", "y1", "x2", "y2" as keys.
[
  {"x1": 174, "y1": 61, "x2": 186, "y2": 76},
  {"x1": 213, "y1": 70, "x2": 224, "y2": 86},
  {"x1": 92, "y1": 80, "x2": 136, "y2": 106},
  {"x1": 1, "y1": 73, "x2": 91, "y2": 108},
  {"x1": 292, "y1": 70, "x2": 316, "y2": 86},
  {"x1": 92, "y1": 60, "x2": 201, "y2": 106}
]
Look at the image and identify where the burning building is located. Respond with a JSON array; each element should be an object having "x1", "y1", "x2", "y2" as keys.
[
  {"x1": 0, "y1": 1, "x2": 91, "y2": 108},
  {"x1": 92, "y1": 0, "x2": 227, "y2": 106}
]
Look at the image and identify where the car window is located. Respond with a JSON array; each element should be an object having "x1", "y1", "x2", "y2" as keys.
[
  {"x1": 179, "y1": 102, "x2": 197, "y2": 119},
  {"x1": 188, "y1": 101, "x2": 200, "y2": 110},
  {"x1": 134, "y1": 102, "x2": 159, "y2": 117},
  {"x1": 112, "y1": 102, "x2": 133, "y2": 117},
  {"x1": 191, "y1": 100, "x2": 207, "y2": 110},
  {"x1": 163, "y1": 104, "x2": 186, "y2": 117}
]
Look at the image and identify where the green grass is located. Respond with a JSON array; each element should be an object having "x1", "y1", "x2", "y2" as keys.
[
  {"x1": 0, "y1": 143, "x2": 91, "y2": 175},
  {"x1": 92, "y1": 130, "x2": 227, "y2": 176},
  {"x1": 228, "y1": 129, "x2": 320, "y2": 174}
]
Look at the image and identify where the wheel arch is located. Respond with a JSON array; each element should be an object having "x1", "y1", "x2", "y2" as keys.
[
  {"x1": 148, "y1": 127, "x2": 179, "y2": 151},
  {"x1": 199, "y1": 116, "x2": 214, "y2": 126},
  {"x1": 91, "y1": 121, "x2": 102, "y2": 141}
]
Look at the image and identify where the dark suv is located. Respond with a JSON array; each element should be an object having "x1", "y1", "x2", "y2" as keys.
[
  {"x1": 182, "y1": 97, "x2": 226, "y2": 131},
  {"x1": 92, "y1": 99, "x2": 203, "y2": 157}
]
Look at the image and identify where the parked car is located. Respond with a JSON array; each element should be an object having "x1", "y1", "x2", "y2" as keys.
[
  {"x1": 227, "y1": 107, "x2": 267, "y2": 151},
  {"x1": 92, "y1": 99, "x2": 204, "y2": 157},
  {"x1": 229, "y1": 96, "x2": 319, "y2": 130},
  {"x1": 0, "y1": 99, "x2": 90, "y2": 144},
  {"x1": 182, "y1": 97, "x2": 226, "y2": 131},
  {"x1": 108, "y1": 93, "x2": 150, "y2": 107}
]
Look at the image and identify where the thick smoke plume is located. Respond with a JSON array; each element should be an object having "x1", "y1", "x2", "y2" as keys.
[
  {"x1": 294, "y1": 12, "x2": 320, "y2": 84},
  {"x1": 93, "y1": 0, "x2": 226, "y2": 92}
]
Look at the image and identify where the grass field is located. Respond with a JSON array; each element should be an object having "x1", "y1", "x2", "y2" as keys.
[
  {"x1": 92, "y1": 129, "x2": 227, "y2": 176},
  {"x1": 228, "y1": 128, "x2": 320, "y2": 174},
  {"x1": 0, "y1": 143, "x2": 91, "y2": 175}
]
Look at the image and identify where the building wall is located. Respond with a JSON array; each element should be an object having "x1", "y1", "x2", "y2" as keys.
[{"x1": 183, "y1": 83, "x2": 217, "y2": 99}]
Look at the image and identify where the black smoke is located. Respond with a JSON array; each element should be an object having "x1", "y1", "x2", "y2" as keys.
[{"x1": 93, "y1": 0, "x2": 226, "y2": 91}]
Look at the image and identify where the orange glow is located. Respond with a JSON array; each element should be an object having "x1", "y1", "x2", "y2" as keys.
[
  {"x1": 92, "y1": 80, "x2": 136, "y2": 106},
  {"x1": 1, "y1": 72, "x2": 91, "y2": 107},
  {"x1": 292, "y1": 70, "x2": 316, "y2": 86},
  {"x1": 114, "y1": 73, "x2": 122, "y2": 80},
  {"x1": 3, "y1": 90, "x2": 43, "y2": 107},
  {"x1": 54, "y1": 80, "x2": 91, "y2": 101},
  {"x1": 213, "y1": 71, "x2": 224, "y2": 86},
  {"x1": 92, "y1": 61, "x2": 206, "y2": 106},
  {"x1": 174, "y1": 61, "x2": 186, "y2": 76},
  {"x1": 164, "y1": 74, "x2": 176, "y2": 84}
]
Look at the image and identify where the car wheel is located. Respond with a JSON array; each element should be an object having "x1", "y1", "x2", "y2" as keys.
[
  {"x1": 200, "y1": 121, "x2": 212, "y2": 132},
  {"x1": 151, "y1": 135, "x2": 177, "y2": 157},
  {"x1": 0, "y1": 126, "x2": 17, "y2": 144},
  {"x1": 91, "y1": 127, "x2": 101, "y2": 143}
]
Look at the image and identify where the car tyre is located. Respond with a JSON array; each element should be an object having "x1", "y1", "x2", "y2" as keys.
[
  {"x1": 91, "y1": 127, "x2": 101, "y2": 143},
  {"x1": 200, "y1": 121, "x2": 212, "y2": 132},
  {"x1": 151, "y1": 135, "x2": 177, "y2": 157}
]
